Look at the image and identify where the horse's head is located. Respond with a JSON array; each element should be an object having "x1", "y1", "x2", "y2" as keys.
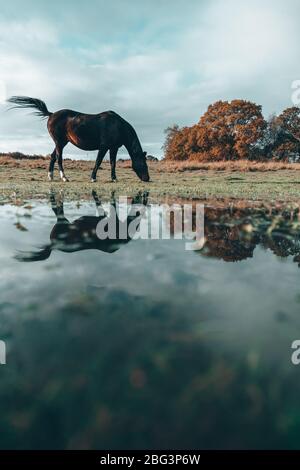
[{"x1": 132, "y1": 151, "x2": 150, "y2": 182}]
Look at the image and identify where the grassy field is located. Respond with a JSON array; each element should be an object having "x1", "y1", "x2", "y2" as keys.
[{"x1": 1, "y1": 155, "x2": 300, "y2": 204}]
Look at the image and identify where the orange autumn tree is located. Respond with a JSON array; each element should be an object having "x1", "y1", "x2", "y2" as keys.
[
  {"x1": 164, "y1": 100, "x2": 267, "y2": 161},
  {"x1": 163, "y1": 125, "x2": 194, "y2": 161}
]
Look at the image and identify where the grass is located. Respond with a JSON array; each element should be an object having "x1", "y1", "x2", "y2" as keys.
[
  {"x1": 1, "y1": 154, "x2": 300, "y2": 204},
  {"x1": 162, "y1": 159, "x2": 300, "y2": 172}
]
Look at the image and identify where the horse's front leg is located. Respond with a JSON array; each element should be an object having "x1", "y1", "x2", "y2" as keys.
[
  {"x1": 92, "y1": 190, "x2": 108, "y2": 217},
  {"x1": 110, "y1": 147, "x2": 118, "y2": 182},
  {"x1": 91, "y1": 146, "x2": 108, "y2": 182}
]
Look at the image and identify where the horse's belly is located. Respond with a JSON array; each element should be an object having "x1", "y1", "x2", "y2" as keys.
[
  {"x1": 67, "y1": 132, "x2": 99, "y2": 151},
  {"x1": 66, "y1": 117, "x2": 102, "y2": 150},
  {"x1": 66, "y1": 114, "x2": 123, "y2": 151}
]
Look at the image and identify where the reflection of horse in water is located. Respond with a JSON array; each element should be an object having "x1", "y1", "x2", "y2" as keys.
[{"x1": 16, "y1": 191, "x2": 148, "y2": 262}]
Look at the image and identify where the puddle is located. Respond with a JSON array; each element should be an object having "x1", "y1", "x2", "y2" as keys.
[{"x1": 0, "y1": 192, "x2": 300, "y2": 449}]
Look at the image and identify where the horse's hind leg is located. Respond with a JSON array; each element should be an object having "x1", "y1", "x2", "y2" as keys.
[
  {"x1": 48, "y1": 149, "x2": 56, "y2": 181},
  {"x1": 56, "y1": 143, "x2": 69, "y2": 182}
]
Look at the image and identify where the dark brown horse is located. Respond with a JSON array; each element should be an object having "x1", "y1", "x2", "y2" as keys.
[{"x1": 8, "y1": 96, "x2": 150, "y2": 183}]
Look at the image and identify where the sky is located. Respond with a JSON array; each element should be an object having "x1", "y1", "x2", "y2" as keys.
[{"x1": 0, "y1": 0, "x2": 299, "y2": 159}]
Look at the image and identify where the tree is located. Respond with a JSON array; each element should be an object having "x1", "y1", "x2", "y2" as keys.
[
  {"x1": 277, "y1": 107, "x2": 300, "y2": 139},
  {"x1": 164, "y1": 100, "x2": 266, "y2": 161},
  {"x1": 273, "y1": 107, "x2": 300, "y2": 161},
  {"x1": 195, "y1": 100, "x2": 266, "y2": 160},
  {"x1": 164, "y1": 125, "x2": 192, "y2": 161},
  {"x1": 255, "y1": 108, "x2": 300, "y2": 161}
]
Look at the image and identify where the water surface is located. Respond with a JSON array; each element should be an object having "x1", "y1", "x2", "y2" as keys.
[{"x1": 1, "y1": 193, "x2": 300, "y2": 449}]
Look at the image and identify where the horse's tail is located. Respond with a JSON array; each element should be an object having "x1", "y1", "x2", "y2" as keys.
[
  {"x1": 14, "y1": 245, "x2": 52, "y2": 262},
  {"x1": 7, "y1": 96, "x2": 52, "y2": 118}
]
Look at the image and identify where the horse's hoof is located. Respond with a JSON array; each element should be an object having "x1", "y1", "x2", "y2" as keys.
[
  {"x1": 91, "y1": 178, "x2": 97, "y2": 183},
  {"x1": 111, "y1": 178, "x2": 117, "y2": 183},
  {"x1": 60, "y1": 171, "x2": 69, "y2": 182},
  {"x1": 48, "y1": 172, "x2": 53, "y2": 182}
]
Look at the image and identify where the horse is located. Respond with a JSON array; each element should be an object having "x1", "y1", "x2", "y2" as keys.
[
  {"x1": 15, "y1": 190, "x2": 149, "y2": 262},
  {"x1": 7, "y1": 96, "x2": 150, "y2": 183}
]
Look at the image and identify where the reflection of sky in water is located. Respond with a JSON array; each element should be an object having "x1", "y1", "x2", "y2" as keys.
[{"x1": 1, "y1": 200, "x2": 300, "y2": 449}]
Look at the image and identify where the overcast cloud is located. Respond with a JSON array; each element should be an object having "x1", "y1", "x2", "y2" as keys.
[{"x1": 0, "y1": 0, "x2": 299, "y2": 159}]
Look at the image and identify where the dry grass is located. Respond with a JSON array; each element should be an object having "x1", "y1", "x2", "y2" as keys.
[
  {"x1": 161, "y1": 159, "x2": 300, "y2": 172},
  {"x1": 1, "y1": 153, "x2": 299, "y2": 173},
  {"x1": 0, "y1": 154, "x2": 133, "y2": 170}
]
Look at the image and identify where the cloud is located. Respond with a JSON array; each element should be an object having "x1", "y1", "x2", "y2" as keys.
[{"x1": 0, "y1": 0, "x2": 299, "y2": 158}]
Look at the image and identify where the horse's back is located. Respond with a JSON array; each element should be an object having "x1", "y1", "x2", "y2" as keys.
[
  {"x1": 49, "y1": 109, "x2": 124, "y2": 125},
  {"x1": 47, "y1": 108, "x2": 132, "y2": 150}
]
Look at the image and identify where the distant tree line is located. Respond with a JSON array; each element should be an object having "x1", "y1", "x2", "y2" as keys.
[
  {"x1": 164, "y1": 100, "x2": 300, "y2": 162},
  {"x1": 0, "y1": 152, "x2": 47, "y2": 160}
]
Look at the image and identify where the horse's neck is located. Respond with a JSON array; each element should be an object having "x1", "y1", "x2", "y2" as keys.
[{"x1": 126, "y1": 132, "x2": 142, "y2": 161}]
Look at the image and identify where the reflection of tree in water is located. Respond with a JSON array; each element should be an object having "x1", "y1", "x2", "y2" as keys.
[
  {"x1": 201, "y1": 206, "x2": 300, "y2": 265},
  {"x1": 261, "y1": 233, "x2": 300, "y2": 266},
  {"x1": 202, "y1": 215, "x2": 259, "y2": 262}
]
